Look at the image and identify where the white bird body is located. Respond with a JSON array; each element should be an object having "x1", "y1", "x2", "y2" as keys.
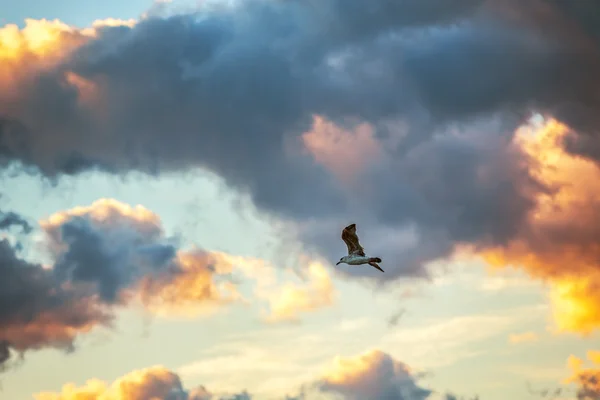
[
  {"x1": 339, "y1": 254, "x2": 373, "y2": 265},
  {"x1": 336, "y1": 224, "x2": 384, "y2": 272}
]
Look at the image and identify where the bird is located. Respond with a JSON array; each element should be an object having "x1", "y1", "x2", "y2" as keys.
[{"x1": 336, "y1": 223, "x2": 384, "y2": 272}]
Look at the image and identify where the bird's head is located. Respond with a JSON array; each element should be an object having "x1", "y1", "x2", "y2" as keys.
[{"x1": 336, "y1": 256, "x2": 346, "y2": 265}]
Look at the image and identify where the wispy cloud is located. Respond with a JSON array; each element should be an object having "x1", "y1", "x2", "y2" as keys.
[
  {"x1": 381, "y1": 304, "x2": 547, "y2": 368},
  {"x1": 508, "y1": 331, "x2": 539, "y2": 344}
]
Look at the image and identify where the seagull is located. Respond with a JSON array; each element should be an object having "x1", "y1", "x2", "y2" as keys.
[{"x1": 336, "y1": 223, "x2": 384, "y2": 272}]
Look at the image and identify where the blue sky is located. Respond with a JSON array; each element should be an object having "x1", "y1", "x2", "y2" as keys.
[
  {"x1": 0, "y1": 0, "x2": 150, "y2": 27},
  {"x1": 2, "y1": 1, "x2": 600, "y2": 400}
]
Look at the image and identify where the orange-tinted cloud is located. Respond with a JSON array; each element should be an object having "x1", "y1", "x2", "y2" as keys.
[
  {"x1": 211, "y1": 252, "x2": 337, "y2": 322},
  {"x1": 0, "y1": 19, "x2": 83, "y2": 66},
  {"x1": 301, "y1": 115, "x2": 382, "y2": 186},
  {"x1": 565, "y1": 350, "x2": 600, "y2": 400},
  {"x1": 260, "y1": 260, "x2": 336, "y2": 323},
  {"x1": 508, "y1": 331, "x2": 539, "y2": 344},
  {"x1": 0, "y1": 18, "x2": 121, "y2": 96},
  {"x1": 318, "y1": 350, "x2": 432, "y2": 400},
  {"x1": 40, "y1": 198, "x2": 243, "y2": 313},
  {"x1": 0, "y1": 18, "x2": 134, "y2": 64},
  {"x1": 477, "y1": 117, "x2": 600, "y2": 334},
  {"x1": 0, "y1": 17, "x2": 134, "y2": 131},
  {"x1": 138, "y1": 250, "x2": 243, "y2": 318},
  {"x1": 34, "y1": 351, "x2": 436, "y2": 400},
  {"x1": 33, "y1": 365, "x2": 254, "y2": 400},
  {"x1": 34, "y1": 366, "x2": 188, "y2": 400},
  {"x1": 35, "y1": 349, "x2": 480, "y2": 399},
  {"x1": 0, "y1": 237, "x2": 112, "y2": 369}
]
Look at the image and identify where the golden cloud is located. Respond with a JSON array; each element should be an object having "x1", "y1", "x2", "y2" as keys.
[
  {"x1": 34, "y1": 366, "x2": 186, "y2": 400},
  {"x1": 137, "y1": 250, "x2": 243, "y2": 318},
  {"x1": 0, "y1": 18, "x2": 133, "y2": 122},
  {"x1": 477, "y1": 118, "x2": 600, "y2": 334},
  {"x1": 35, "y1": 350, "x2": 435, "y2": 400},
  {"x1": 508, "y1": 331, "x2": 539, "y2": 344},
  {"x1": 566, "y1": 350, "x2": 600, "y2": 399},
  {"x1": 202, "y1": 252, "x2": 337, "y2": 322},
  {"x1": 261, "y1": 260, "x2": 336, "y2": 323}
]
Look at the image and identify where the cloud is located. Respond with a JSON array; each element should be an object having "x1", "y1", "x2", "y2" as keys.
[
  {"x1": 317, "y1": 350, "x2": 432, "y2": 400},
  {"x1": 380, "y1": 305, "x2": 544, "y2": 369},
  {"x1": 0, "y1": 209, "x2": 32, "y2": 233},
  {"x1": 39, "y1": 198, "x2": 239, "y2": 309},
  {"x1": 479, "y1": 118, "x2": 600, "y2": 334},
  {"x1": 2, "y1": 0, "x2": 600, "y2": 322},
  {"x1": 387, "y1": 308, "x2": 406, "y2": 328},
  {"x1": 33, "y1": 365, "x2": 250, "y2": 400},
  {"x1": 566, "y1": 351, "x2": 600, "y2": 400},
  {"x1": 34, "y1": 350, "x2": 475, "y2": 400},
  {"x1": 0, "y1": 237, "x2": 113, "y2": 368},
  {"x1": 301, "y1": 115, "x2": 383, "y2": 187},
  {"x1": 508, "y1": 332, "x2": 539, "y2": 344},
  {"x1": 259, "y1": 260, "x2": 336, "y2": 323}
]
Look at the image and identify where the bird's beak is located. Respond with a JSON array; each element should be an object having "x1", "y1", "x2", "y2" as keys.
[{"x1": 336, "y1": 261, "x2": 341, "y2": 265}]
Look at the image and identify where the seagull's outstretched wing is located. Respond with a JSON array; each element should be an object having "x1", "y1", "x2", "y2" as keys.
[{"x1": 341, "y1": 223, "x2": 365, "y2": 256}]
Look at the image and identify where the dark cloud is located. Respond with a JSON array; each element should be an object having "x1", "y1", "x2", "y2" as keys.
[
  {"x1": 50, "y1": 213, "x2": 177, "y2": 303},
  {"x1": 0, "y1": 238, "x2": 113, "y2": 369},
  {"x1": 2, "y1": 0, "x2": 600, "y2": 282},
  {"x1": 387, "y1": 307, "x2": 406, "y2": 328},
  {"x1": 0, "y1": 210, "x2": 31, "y2": 233},
  {"x1": 444, "y1": 394, "x2": 481, "y2": 400}
]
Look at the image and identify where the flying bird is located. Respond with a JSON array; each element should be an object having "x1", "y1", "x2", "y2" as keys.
[{"x1": 336, "y1": 223, "x2": 384, "y2": 272}]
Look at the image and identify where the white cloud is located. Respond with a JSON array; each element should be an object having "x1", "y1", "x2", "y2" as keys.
[{"x1": 380, "y1": 304, "x2": 548, "y2": 368}]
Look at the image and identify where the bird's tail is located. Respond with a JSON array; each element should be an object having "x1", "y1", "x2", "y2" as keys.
[
  {"x1": 369, "y1": 257, "x2": 382, "y2": 263},
  {"x1": 368, "y1": 262, "x2": 384, "y2": 272}
]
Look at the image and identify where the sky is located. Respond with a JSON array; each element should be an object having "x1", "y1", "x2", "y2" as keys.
[{"x1": 1, "y1": 0, "x2": 600, "y2": 399}]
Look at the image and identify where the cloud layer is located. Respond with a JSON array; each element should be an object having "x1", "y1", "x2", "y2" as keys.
[
  {"x1": 34, "y1": 350, "x2": 466, "y2": 400},
  {"x1": 33, "y1": 365, "x2": 248, "y2": 400},
  {"x1": 2, "y1": 0, "x2": 600, "y2": 332}
]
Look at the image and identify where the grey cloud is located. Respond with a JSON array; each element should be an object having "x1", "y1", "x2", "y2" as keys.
[
  {"x1": 2, "y1": 0, "x2": 600, "y2": 281},
  {"x1": 0, "y1": 238, "x2": 113, "y2": 368},
  {"x1": 444, "y1": 394, "x2": 481, "y2": 400},
  {"x1": 0, "y1": 210, "x2": 32, "y2": 233},
  {"x1": 387, "y1": 307, "x2": 406, "y2": 328},
  {"x1": 298, "y1": 117, "x2": 543, "y2": 281},
  {"x1": 316, "y1": 350, "x2": 432, "y2": 400},
  {"x1": 52, "y1": 215, "x2": 177, "y2": 302}
]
